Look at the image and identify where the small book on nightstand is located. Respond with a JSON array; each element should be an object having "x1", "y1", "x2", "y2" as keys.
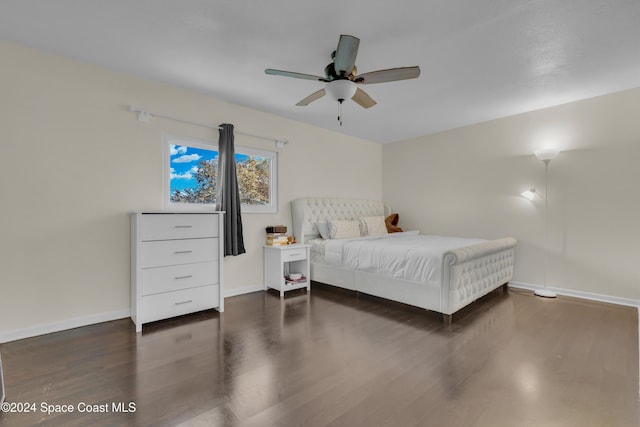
[
  {"x1": 265, "y1": 225, "x2": 289, "y2": 246},
  {"x1": 285, "y1": 274, "x2": 307, "y2": 284},
  {"x1": 265, "y1": 225, "x2": 287, "y2": 234},
  {"x1": 266, "y1": 233, "x2": 288, "y2": 246}
]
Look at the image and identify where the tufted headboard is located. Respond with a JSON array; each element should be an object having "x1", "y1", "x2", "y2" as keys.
[{"x1": 291, "y1": 197, "x2": 391, "y2": 243}]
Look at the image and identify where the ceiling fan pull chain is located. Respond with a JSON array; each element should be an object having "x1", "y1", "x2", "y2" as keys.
[{"x1": 338, "y1": 99, "x2": 343, "y2": 126}]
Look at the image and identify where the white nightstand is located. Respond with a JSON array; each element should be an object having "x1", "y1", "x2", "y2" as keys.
[{"x1": 264, "y1": 244, "x2": 311, "y2": 297}]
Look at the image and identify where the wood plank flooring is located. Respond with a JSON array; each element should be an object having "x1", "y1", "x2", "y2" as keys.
[{"x1": 0, "y1": 283, "x2": 637, "y2": 427}]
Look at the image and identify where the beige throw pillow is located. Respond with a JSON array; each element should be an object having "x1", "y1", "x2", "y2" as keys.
[
  {"x1": 328, "y1": 220, "x2": 361, "y2": 239},
  {"x1": 359, "y1": 216, "x2": 388, "y2": 236}
]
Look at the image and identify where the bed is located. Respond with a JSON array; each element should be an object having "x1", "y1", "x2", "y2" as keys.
[{"x1": 291, "y1": 197, "x2": 516, "y2": 323}]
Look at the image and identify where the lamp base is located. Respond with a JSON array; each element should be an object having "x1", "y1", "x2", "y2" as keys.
[{"x1": 534, "y1": 288, "x2": 557, "y2": 298}]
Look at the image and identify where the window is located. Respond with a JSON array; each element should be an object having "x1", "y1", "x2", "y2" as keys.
[{"x1": 163, "y1": 133, "x2": 278, "y2": 213}]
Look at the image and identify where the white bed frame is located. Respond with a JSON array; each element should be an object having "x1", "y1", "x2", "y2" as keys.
[{"x1": 291, "y1": 197, "x2": 517, "y2": 323}]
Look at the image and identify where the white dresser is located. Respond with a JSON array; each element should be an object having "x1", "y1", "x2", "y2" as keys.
[{"x1": 131, "y1": 212, "x2": 224, "y2": 332}]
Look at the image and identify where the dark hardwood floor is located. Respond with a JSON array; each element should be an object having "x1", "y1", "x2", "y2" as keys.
[{"x1": 0, "y1": 283, "x2": 638, "y2": 427}]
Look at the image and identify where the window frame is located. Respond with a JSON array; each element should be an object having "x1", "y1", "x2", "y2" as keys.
[{"x1": 162, "y1": 133, "x2": 278, "y2": 213}]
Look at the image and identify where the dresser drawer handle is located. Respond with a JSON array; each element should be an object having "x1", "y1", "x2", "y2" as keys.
[
  {"x1": 174, "y1": 225, "x2": 193, "y2": 228},
  {"x1": 288, "y1": 252, "x2": 303, "y2": 257},
  {"x1": 174, "y1": 275, "x2": 193, "y2": 280},
  {"x1": 174, "y1": 250, "x2": 193, "y2": 254},
  {"x1": 174, "y1": 300, "x2": 193, "y2": 305}
]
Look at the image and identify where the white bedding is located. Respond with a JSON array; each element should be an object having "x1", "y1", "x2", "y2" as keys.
[
  {"x1": 323, "y1": 231, "x2": 486, "y2": 287},
  {"x1": 309, "y1": 238, "x2": 329, "y2": 264}
]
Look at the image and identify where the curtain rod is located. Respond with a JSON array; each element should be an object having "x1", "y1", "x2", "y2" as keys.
[{"x1": 128, "y1": 105, "x2": 288, "y2": 147}]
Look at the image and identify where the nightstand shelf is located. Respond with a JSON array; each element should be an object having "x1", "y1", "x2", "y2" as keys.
[{"x1": 264, "y1": 244, "x2": 311, "y2": 297}]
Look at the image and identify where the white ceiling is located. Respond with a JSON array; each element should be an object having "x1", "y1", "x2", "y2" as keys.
[{"x1": 1, "y1": 1, "x2": 640, "y2": 143}]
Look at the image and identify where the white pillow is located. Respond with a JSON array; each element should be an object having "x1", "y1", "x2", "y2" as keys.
[
  {"x1": 328, "y1": 220, "x2": 361, "y2": 239},
  {"x1": 315, "y1": 222, "x2": 330, "y2": 239},
  {"x1": 359, "y1": 216, "x2": 388, "y2": 236}
]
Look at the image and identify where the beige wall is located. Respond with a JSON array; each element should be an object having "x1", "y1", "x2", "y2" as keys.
[
  {"x1": 383, "y1": 88, "x2": 640, "y2": 301},
  {"x1": 0, "y1": 40, "x2": 382, "y2": 338},
  {"x1": 3, "y1": 37, "x2": 637, "y2": 340}
]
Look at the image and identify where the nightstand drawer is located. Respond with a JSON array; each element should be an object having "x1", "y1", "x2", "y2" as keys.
[
  {"x1": 139, "y1": 285, "x2": 219, "y2": 324},
  {"x1": 139, "y1": 238, "x2": 218, "y2": 268},
  {"x1": 139, "y1": 261, "x2": 219, "y2": 296},
  {"x1": 282, "y1": 249, "x2": 307, "y2": 262},
  {"x1": 139, "y1": 214, "x2": 219, "y2": 241}
]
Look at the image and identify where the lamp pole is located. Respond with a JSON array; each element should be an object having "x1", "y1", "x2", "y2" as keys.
[{"x1": 533, "y1": 149, "x2": 558, "y2": 298}]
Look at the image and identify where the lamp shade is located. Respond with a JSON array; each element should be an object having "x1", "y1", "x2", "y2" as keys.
[
  {"x1": 521, "y1": 189, "x2": 536, "y2": 201},
  {"x1": 534, "y1": 148, "x2": 559, "y2": 162},
  {"x1": 326, "y1": 80, "x2": 357, "y2": 102}
]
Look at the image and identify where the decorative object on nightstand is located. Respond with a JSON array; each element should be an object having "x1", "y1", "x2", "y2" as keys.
[
  {"x1": 521, "y1": 147, "x2": 560, "y2": 298},
  {"x1": 264, "y1": 244, "x2": 311, "y2": 297},
  {"x1": 130, "y1": 212, "x2": 225, "y2": 332}
]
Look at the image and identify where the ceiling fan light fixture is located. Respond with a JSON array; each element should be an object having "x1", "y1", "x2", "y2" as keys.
[{"x1": 325, "y1": 80, "x2": 357, "y2": 102}]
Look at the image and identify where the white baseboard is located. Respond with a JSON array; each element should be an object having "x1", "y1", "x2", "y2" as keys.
[
  {"x1": 0, "y1": 287, "x2": 266, "y2": 344},
  {"x1": 0, "y1": 309, "x2": 131, "y2": 344},
  {"x1": 224, "y1": 284, "x2": 265, "y2": 298},
  {"x1": 509, "y1": 281, "x2": 640, "y2": 308}
]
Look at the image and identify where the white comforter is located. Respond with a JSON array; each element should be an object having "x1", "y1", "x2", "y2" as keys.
[{"x1": 324, "y1": 231, "x2": 486, "y2": 287}]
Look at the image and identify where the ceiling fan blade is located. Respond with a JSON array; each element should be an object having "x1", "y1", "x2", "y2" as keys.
[
  {"x1": 296, "y1": 89, "x2": 326, "y2": 106},
  {"x1": 333, "y1": 35, "x2": 360, "y2": 77},
  {"x1": 265, "y1": 69, "x2": 329, "y2": 82},
  {"x1": 351, "y1": 88, "x2": 377, "y2": 109},
  {"x1": 354, "y1": 66, "x2": 421, "y2": 84}
]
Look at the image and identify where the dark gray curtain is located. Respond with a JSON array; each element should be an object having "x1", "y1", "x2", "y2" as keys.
[{"x1": 216, "y1": 124, "x2": 245, "y2": 256}]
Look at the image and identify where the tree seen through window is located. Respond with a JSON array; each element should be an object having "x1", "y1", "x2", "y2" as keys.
[{"x1": 169, "y1": 144, "x2": 272, "y2": 208}]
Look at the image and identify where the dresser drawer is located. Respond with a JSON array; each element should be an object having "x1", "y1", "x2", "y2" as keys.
[
  {"x1": 139, "y1": 285, "x2": 219, "y2": 324},
  {"x1": 282, "y1": 248, "x2": 307, "y2": 262},
  {"x1": 139, "y1": 261, "x2": 219, "y2": 296},
  {"x1": 139, "y1": 214, "x2": 219, "y2": 241},
  {"x1": 139, "y1": 238, "x2": 218, "y2": 268}
]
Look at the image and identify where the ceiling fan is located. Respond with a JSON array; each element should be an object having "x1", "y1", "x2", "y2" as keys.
[{"x1": 265, "y1": 35, "x2": 421, "y2": 125}]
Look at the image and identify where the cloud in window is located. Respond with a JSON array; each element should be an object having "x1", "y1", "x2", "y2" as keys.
[
  {"x1": 171, "y1": 171, "x2": 193, "y2": 180},
  {"x1": 169, "y1": 166, "x2": 200, "y2": 180},
  {"x1": 172, "y1": 154, "x2": 202, "y2": 163},
  {"x1": 170, "y1": 145, "x2": 188, "y2": 155}
]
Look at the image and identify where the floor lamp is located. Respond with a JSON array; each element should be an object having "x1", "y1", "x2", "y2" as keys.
[{"x1": 522, "y1": 148, "x2": 559, "y2": 298}]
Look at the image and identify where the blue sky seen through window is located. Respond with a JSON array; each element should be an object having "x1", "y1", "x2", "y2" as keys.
[
  {"x1": 166, "y1": 137, "x2": 277, "y2": 212},
  {"x1": 169, "y1": 144, "x2": 250, "y2": 193}
]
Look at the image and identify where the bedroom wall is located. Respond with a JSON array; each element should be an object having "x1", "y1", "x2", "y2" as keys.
[
  {"x1": 382, "y1": 87, "x2": 640, "y2": 302},
  {"x1": 0, "y1": 40, "x2": 382, "y2": 341}
]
